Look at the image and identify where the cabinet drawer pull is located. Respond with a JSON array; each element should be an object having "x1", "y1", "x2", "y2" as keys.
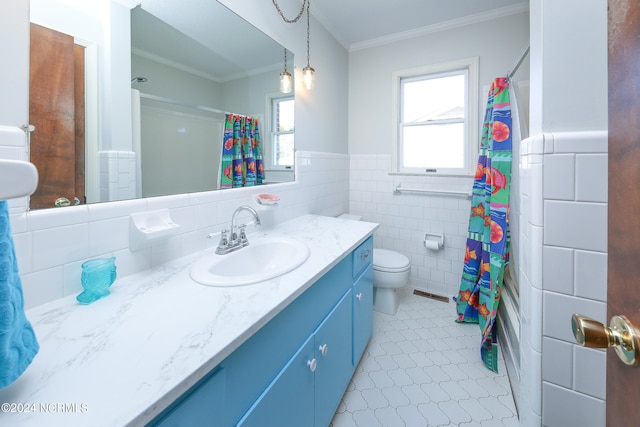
[
  {"x1": 360, "y1": 250, "x2": 371, "y2": 261},
  {"x1": 356, "y1": 293, "x2": 363, "y2": 301},
  {"x1": 307, "y1": 358, "x2": 317, "y2": 372},
  {"x1": 318, "y1": 344, "x2": 329, "y2": 357}
]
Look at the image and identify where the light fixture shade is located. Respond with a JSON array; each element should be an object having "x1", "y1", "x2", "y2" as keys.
[
  {"x1": 302, "y1": 66, "x2": 315, "y2": 90},
  {"x1": 280, "y1": 71, "x2": 293, "y2": 94}
]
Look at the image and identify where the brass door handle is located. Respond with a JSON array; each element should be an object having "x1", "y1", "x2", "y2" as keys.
[{"x1": 571, "y1": 313, "x2": 640, "y2": 366}]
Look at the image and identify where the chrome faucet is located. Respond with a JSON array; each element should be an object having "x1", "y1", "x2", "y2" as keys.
[{"x1": 214, "y1": 205, "x2": 261, "y2": 254}]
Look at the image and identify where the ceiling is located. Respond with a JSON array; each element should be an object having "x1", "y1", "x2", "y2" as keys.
[{"x1": 309, "y1": 0, "x2": 530, "y2": 50}]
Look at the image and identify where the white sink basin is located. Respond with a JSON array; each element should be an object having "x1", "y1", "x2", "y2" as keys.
[{"x1": 190, "y1": 236, "x2": 310, "y2": 286}]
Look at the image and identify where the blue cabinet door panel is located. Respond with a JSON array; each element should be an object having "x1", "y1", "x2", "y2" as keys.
[
  {"x1": 314, "y1": 290, "x2": 353, "y2": 427},
  {"x1": 236, "y1": 336, "x2": 315, "y2": 427},
  {"x1": 152, "y1": 367, "x2": 225, "y2": 427},
  {"x1": 353, "y1": 266, "x2": 373, "y2": 365}
]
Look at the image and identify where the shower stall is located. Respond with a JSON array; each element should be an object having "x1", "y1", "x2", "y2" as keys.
[{"x1": 131, "y1": 90, "x2": 225, "y2": 198}]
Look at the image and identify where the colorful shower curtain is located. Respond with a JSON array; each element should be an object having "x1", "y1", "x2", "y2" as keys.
[
  {"x1": 455, "y1": 77, "x2": 512, "y2": 372},
  {"x1": 220, "y1": 114, "x2": 264, "y2": 189}
]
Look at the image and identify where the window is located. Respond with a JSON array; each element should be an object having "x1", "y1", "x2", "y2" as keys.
[
  {"x1": 269, "y1": 95, "x2": 294, "y2": 169},
  {"x1": 392, "y1": 58, "x2": 478, "y2": 175}
]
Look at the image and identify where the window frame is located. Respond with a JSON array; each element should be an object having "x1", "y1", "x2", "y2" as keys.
[
  {"x1": 391, "y1": 57, "x2": 479, "y2": 176},
  {"x1": 266, "y1": 93, "x2": 295, "y2": 171}
]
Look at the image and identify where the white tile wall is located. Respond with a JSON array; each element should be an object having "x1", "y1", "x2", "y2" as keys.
[
  {"x1": 98, "y1": 150, "x2": 137, "y2": 202},
  {"x1": 8, "y1": 151, "x2": 349, "y2": 309},
  {"x1": 520, "y1": 130, "x2": 608, "y2": 427},
  {"x1": 349, "y1": 154, "x2": 473, "y2": 298}
]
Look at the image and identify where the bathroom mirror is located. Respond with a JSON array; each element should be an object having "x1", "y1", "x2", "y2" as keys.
[{"x1": 28, "y1": 0, "x2": 295, "y2": 210}]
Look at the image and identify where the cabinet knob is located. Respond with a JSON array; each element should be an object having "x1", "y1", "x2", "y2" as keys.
[
  {"x1": 307, "y1": 358, "x2": 317, "y2": 372},
  {"x1": 318, "y1": 344, "x2": 329, "y2": 357},
  {"x1": 356, "y1": 293, "x2": 363, "y2": 301}
]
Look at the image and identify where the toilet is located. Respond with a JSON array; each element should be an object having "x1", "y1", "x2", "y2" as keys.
[
  {"x1": 372, "y1": 248, "x2": 411, "y2": 315},
  {"x1": 338, "y1": 214, "x2": 411, "y2": 315}
]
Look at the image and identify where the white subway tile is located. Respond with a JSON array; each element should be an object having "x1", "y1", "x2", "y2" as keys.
[
  {"x1": 542, "y1": 291, "x2": 606, "y2": 342},
  {"x1": 32, "y1": 223, "x2": 90, "y2": 271},
  {"x1": 544, "y1": 201, "x2": 607, "y2": 252},
  {"x1": 21, "y1": 267, "x2": 65, "y2": 309},
  {"x1": 574, "y1": 250, "x2": 607, "y2": 302},
  {"x1": 573, "y1": 346, "x2": 606, "y2": 399},
  {"x1": 12, "y1": 231, "x2": 32, "y2": 274},
  {"x1": 542, "y1": 246, "x2": 573, "y2": 294},
  {"x1": 63, "y1": 259, "x2": 86, "y2": 297},
  {"x1": 28, "y1": 205, "x2": 89, "y2": 230},
  {"x1": 542, "y1": 382, "x2": 605, "y2": 427},
  {"x1": 89, "y1": 217, "x2": 129, "y2": 256},
  {"x1": 543, "y1": 154, "x2": 575, "y2": 200},
  {"x1": 528, "y1": 163, "x2": 544, "y2": 226},
  {"x1": 542, "y1": 337, "x2": 572, "y2": 388},
  {"x1": 87, "y1": 198, "x2": 147, "y2": 221},
  {"x1": 575, "y1": 154, "x2": 607, "y2": 203},
  {"x1": 525, "y1": 285, "x2": 543, "y2": 352}
]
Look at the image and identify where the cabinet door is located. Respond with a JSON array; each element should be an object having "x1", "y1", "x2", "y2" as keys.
[
  {"x1": 236, "y1": 336, "x2": 314, "y2": 427},
  {"x1": 314, "y1": 290, "x2": 353, "y2": 427},
  {"x1": 152, "y1": 367, "x2": 225, "y2": 427},
  {"x1": 353, "y1": 266, "x2": 373, "y2": 365}
]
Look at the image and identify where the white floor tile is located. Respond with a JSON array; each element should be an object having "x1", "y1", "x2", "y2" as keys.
[{"x1": 330, "y1": 292, "x2": 518, "y2": 427}]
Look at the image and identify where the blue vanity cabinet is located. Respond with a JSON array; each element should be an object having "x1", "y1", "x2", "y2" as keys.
[
  {"x1": 148, "y1": 235, "x2": 375, "y2": 427},
  {"x1": 237, "y1": 290, "x2": 353, "y2": 427}
]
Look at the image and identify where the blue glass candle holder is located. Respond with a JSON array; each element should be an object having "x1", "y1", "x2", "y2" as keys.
[{"x1": 76, "y1": 257, "x2": 117, "y2": 304}]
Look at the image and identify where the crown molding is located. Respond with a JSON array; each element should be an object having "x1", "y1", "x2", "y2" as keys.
[{"x1": 349, "y1": 3, "x2": 529, "y2": 52}]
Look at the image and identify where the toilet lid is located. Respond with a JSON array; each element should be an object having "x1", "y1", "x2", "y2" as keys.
[{"x1": 373, "y1": 249, "x2": 410, "y2": 273}]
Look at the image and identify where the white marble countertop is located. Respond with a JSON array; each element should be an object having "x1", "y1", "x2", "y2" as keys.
[{"x1": 0, "y1": 215, "x2": 377, "y2": 427}]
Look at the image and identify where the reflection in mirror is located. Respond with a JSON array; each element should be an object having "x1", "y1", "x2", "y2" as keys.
[{"x1": 28, "y1": 0, "x2": 294, "y2": 210}]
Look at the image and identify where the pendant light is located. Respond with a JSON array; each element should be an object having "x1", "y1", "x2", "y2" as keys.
[
  {"x1": 280, "y1": 48, "x2": 293, "y2": 94},
  {"x1": 272, "y1": 0, "x2": 314, "y2": 90},
  {"x1": 302, "y1": 0, "x2": 315, "y2": 90}
]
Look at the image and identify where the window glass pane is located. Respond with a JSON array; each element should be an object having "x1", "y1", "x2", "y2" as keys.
[
  {"x1": 402, "y1": 123, "x2": 464, "y2": 168},
  {"x1": 276, "y1": 99, "x2": 294, "y2": 132},
  {"x1": 402, "y1": 74, "x2": 465, "y2": 123},
  {"x1": 274, "y1": 133, "x2": 294, "y2": 166}
]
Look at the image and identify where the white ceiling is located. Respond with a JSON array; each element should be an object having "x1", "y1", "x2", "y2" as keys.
[{"x1": 310, "y1": 0, "x2": 530, "y2": 50}]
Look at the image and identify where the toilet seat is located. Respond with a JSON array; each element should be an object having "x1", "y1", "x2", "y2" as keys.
[{"x1": 373, "y1": 249, "x2": 410, "y2": 273}]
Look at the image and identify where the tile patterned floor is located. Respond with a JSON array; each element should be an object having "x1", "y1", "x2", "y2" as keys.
[{"x1": 331, "y1": 291, "x2": 519, "y2": 427}]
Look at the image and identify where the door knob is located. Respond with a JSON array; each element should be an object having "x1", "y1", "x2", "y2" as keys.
[{"x1": 571, "y1": 313, "x2": 640, "y2": 366}]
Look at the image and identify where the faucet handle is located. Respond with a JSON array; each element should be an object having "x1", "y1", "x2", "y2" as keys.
[
  {"x1": 219, "y1": 229, "x2": 229, "y2": 245},
  {"x1": 238, "y1": 225, "x2": 248, "y2": 243}
]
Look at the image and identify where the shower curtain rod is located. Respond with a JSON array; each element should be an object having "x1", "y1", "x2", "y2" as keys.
[
  {"x1": 138, "y1": 92, "x2": 249, "y2": 118},
  {"x1": 507, "y1": 45, "x2": 530, "y2": 79}
]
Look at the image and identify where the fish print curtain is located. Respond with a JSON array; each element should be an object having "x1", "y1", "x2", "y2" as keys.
[
  {"x1": 220, "y1": 114, "x2": 264, "y2": 189},
  {"x1": 455, "y1": 77, "x2": 512, "y2": 372}
]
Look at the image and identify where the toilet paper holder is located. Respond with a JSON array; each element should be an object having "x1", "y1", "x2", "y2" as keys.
[{"x1": 424, "y1": 233, "x2": 444, "y2": 250}]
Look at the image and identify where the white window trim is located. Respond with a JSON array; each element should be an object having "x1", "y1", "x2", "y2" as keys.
[
  {"x1": 265, "y1": 92, "x2": 295, "y2": 171},
  {"x1": 391, "y1": 57, "x2": 479, "y2": 176}
]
